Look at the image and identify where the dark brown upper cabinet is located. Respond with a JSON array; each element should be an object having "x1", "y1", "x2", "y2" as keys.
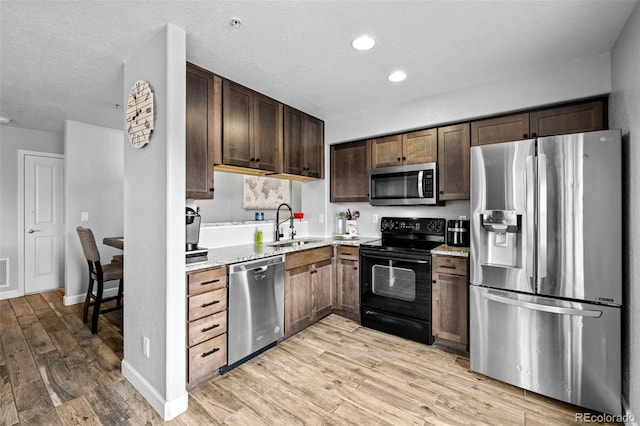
[
  {"x1": 370, "y1": 129, "x2": 437, "y2": 168},
  {"x1": 471, "y1": 98, "x2": 605, "y2": 146},
  {"x1": 222, "y1": 79, "x2": 283, "y2": 173},
  {"x1": 330, "y1": 140, "x2": 370, "y2": 202},
  {"x1": 283, "y1": 106, "x2": 324, "y2": 179},
  {"x1": 438, "y1": 123, "x2": 470, "y2": 201},
  {"x1": 186, "y1": 63, "x2": 221, "y2": 200}
]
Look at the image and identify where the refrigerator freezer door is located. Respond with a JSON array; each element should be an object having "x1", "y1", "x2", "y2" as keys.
[
  {"x1": 537, "y1": 130, "x2": 622, "y2": 305},
  {"x1": 470, "y1": 140, "x2": 536, "y2": 293},
  {"x1": 470, "y1": 286, "x2": 621, "y2": 415}
]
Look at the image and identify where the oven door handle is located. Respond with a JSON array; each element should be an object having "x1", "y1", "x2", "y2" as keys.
[{"x1": 360, "y1": 252, "x2": 431, "y2": 264}]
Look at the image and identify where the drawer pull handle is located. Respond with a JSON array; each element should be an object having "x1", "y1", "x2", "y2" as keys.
[
  {"x1": 201, "y1": 300, "x2": 221, "y2": 308},
  {"x1": 439, "y1": 265, "x2": 457, "y2": 269},
  {"x1": 201, "y1": 324, "x2": 221, "y2": 333},
  {"x1": 200, "y1": 279, "x2": 220, "y2": 286},
  {"x1": 201, "y1": 347, "x2": 220, "y2": 358}
]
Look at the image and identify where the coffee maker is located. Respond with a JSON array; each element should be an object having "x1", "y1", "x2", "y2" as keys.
[{"x1": 186, "y1": 207, "x2": 207, "y2": 262}]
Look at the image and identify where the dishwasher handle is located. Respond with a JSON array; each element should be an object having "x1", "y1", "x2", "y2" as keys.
[{"x1": 228, "y1": 255, "x2": 285, "y2": 274}]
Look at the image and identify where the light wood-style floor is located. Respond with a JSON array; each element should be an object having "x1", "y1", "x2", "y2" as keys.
[{"x1": 1, "y1": 290, "x2": 619, "y2": 425}]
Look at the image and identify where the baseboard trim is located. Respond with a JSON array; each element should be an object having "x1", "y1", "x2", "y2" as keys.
[
  {"x1": 622, "y1": 398, "x2": 638, "y2": 426},
  {"x1": 121, "y1": 360, "x2": 188, "y2": 420},
  {"x1": 0, "y1": 289, "x2": 20, "y2": 300},
  {"x1": 63, "y1": 287, "x2": 119, "y2": 306}
]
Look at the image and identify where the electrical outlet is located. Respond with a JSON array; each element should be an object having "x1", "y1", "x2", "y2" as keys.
[
  {"x1": 372, "y1": 214, "x2": 379, "y2": 223},
  {"x1": 81, "y1": 212, "x2": 89, "y2": 222},
  {"x1": 319, "y1": 213, "x2": 324, "y2": 223},
  {"x1": 143, "y1": 337, "x2": 150, "y2": 358}
]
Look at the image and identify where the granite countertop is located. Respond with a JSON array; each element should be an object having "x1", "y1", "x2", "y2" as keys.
[
  {"x1": 431, "y1": 244, "x2": 470, "y2": 257},
  {"x1": 185, "y1": 236, "x2": 378, "y2": 272}
]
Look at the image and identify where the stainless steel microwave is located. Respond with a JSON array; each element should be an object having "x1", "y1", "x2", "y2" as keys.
[{"x1": 369, "y1": 162, "x2": 438, "y2": 206}]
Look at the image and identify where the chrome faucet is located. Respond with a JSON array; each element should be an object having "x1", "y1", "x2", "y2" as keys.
[{"x1": 275, "y1": 203, "x2": 296, "y2": 242}]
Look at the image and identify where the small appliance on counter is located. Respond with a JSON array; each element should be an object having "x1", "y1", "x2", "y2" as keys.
[
  {"x1": 446, "y1": 219, "x2": 470, "y2": 247},
  {"x1": 186, "y1": 207, "x2": 208, "y2": 263}
]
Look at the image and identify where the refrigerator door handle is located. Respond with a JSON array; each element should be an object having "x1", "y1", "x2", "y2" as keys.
[
  {"x1": 526, "y1": 155, "x2": 535, "y2": 283},
  {"x1": 483, "y1": 292, "x2": 602, "y2": 318},
  {"x1": 417, "y1": 170, "x2": 424, "y2": 198},
  {"x1": 538, "y1": 154, "x2": 548, "y2": 280}
]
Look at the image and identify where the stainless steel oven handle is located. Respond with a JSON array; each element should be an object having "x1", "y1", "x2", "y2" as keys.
[
  {"x1": 483, "y1": 292, "x2": 602, "y2": 318},
  {"x1": 360, "y1": 252, "x2": 430, "y2": 264},
  {"x1": 417, "y1": 170, "x2": 424, "y2": 198}
]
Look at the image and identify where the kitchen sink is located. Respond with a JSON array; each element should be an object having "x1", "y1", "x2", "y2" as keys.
[{"x1": 267, "y1": 238, "x2": 323, "y2": 248}]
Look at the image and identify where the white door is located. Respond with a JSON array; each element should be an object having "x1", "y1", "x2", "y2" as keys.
[{"x1": 24, "y1": 155, "x2": 65, "y2": 294}]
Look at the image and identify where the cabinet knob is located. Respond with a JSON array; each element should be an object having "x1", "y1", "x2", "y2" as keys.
[
  {"x1": 432, "y1": 280, "x2": 437, "y2": 283},
  {"x1": 250, "y1": 157, "x2": 255, "y2": 162},
  {"x1": 255, "y1": 158, "x2": 260, "y2": 162},
  {"x1": 402, "y1": 156, "x2": 406, "y2": 161},
  {"x1": 532, "y1": 132, "x2": 537, "y2": 138},
  {"x1": 439, "y1": 191, "x2": 444, "y2": 194},
  {"x1": 397, "y1": 157, "x2": 401, "y2": 162},
  {"x1": 209, "y1": 188, "x2": 215, "y2": 192},
  {"x1": 523, "y1": 133, "x2": 528, "y2": 138}
]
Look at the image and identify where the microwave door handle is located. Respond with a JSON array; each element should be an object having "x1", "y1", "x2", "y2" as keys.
[{"x1": 417, "y1": 170, "x2": 424, "y2": 198}]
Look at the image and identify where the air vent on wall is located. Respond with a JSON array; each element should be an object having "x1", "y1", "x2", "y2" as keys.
[{"x1": 0, "y1": 258, "x2": 8, "y2": 288}]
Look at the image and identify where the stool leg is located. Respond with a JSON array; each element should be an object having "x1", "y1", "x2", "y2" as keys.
[
  {"x1": 92, "y1": 278, "x2": 104, "y2": 334},
  {"x1": 83, "y1": 276, "x2": 94, "y2": 324},
  {"x1": 116, "y1": 278, "x2": 123, "y2": 307}
]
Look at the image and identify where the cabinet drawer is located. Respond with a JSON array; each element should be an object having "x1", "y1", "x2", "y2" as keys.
[
  {"x1": 188, "y1": 266, "x2": 227, "y2": 296},
  {"x1": 188, "y1": 310, "x2": 227, "y2": 347},
  {"x1": 335, "y1": 246, "x2": 359, "y2": 261},
  {"x1": 188, "y1": 333, "x2": 227, "y2": 383},
  {"x1": 286, "y1": 246, "x2": 333, "y2": 270},
  {"x1": 188, "y1": 287, "x2": 227, "y2": 321},
  {"x1": 433, "y1": 255, "x2": 467, "y2": 276}
]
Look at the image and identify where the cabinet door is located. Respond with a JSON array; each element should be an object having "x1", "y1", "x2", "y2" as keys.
[
  {"x1": 529, "y1": 99, "x2": 605, "y2": 137},
  {"x1": 335, "y1": 258, "x2": 359, "y2": 316},
  {"x1": 438, "y1": 123, "x2": 470, "y2": 200},
  {"x1": 311, "y1": 260, "x2": 333, "y2": 321},
  {"x1": 283, "y1": 106, "x2": 304, "y2": 175},
  {"x1": 186, "y1": 64, "x2": 219, "y2": 199},
  {"x1": 402, "y1": 129, "x2": 437, "y2": 165},
  {"x1": 330, "y1": 140, "x2": 370, "y2": 202},
  {"x1": 471, "y1": 113, "x2": 530, "y2": 146},
  {"x1": 285, "y1": 265, "x2": 312, "y2": 336},
  {"x1": 302, "y1": 113, "x2": 324, "y2": 178},
  {"x1": 253, "y1": 93, "x2": 283, "y2": 172},
  {"x1": 432, "y1": 272, "x2": 468, "y2": 344},
  {"x1": 371, "y1": 135, "x2": 403, "y2": 168},
  {"x1": 222, "y1": 80, "x2": 253, "y2": 168}
]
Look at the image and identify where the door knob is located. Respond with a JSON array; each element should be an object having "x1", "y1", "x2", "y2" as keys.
[{"x1": 27, "y1": 229, "x2": 41, "y2": 233}]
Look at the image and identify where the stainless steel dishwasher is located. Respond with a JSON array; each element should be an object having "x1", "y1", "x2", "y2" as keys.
[{"x1": 226, "y1": 255, "x2": 285, "y2": 368}]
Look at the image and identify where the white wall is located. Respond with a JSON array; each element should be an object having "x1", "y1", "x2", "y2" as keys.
[
  {"x1": 192, "y1": 171, "x2": 302, "y2": 223},
  {"x1": 121, "y1": 24, "x2": 187, "y2": 420},
  {"x1": 64, "y1": 120, "x2": 123, "y2": 304},
  {"x1": 610, "y1": 1, "x2": 640, "y2": 422},
  {"x1": 0, "y1": 126, "x2": 64, "y2": 299}
]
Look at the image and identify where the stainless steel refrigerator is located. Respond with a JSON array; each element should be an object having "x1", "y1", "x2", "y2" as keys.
[{"x1": 470, "y1": 129, "x2": 622, "y2": 415}]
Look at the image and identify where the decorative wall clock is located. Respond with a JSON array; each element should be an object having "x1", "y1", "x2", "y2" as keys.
[{"x1": 126, "y1": 80, "x2": 154, "y2": 148}]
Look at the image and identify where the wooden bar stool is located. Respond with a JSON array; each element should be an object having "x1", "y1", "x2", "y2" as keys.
[{"x1": 76, "y1": 226, "x2": 124, "y2": 333}]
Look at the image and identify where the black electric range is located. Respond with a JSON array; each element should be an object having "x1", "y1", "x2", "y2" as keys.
[{"x1": 359, "y1": 217, "x2": 446, "y2": 344}]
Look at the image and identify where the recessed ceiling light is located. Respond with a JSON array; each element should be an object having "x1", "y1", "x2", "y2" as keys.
[
  {"x1": 388, "y1": 71, "x2": 407, "y2": 82},
  {"x1": 351, "y1": 35, "x2": 376, "y2": 51},
  {"x1": 0, "y1": 116, "x2": 11, "y2": 124},
  {"x1": 230, "y1": 18, "x2": 242, "y2": 28}
]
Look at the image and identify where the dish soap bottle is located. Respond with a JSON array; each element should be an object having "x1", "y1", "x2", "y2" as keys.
[{"x1": 255, "y1": 227, "x2": 263, "y2": 245}]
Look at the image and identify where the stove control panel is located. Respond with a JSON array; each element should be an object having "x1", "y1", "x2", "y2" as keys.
[{"x1": 380, "y1": 217, "x2": 446, "y2": 236}]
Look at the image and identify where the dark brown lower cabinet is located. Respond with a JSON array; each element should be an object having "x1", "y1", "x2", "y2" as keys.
[
  {"x1": 333, "y1": 246, "x2": 360, "y2": 322},
  {"x1": 432, "y1": 255, "x2": 468, "y2": 350}
]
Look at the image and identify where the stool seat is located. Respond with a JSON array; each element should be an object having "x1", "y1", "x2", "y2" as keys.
[
  {"x1": 91, "y1": 262, "x2": 123, "y2": 282},
  {"x1": 76, "y1": 226, "x2": 124, "y2": 334}
]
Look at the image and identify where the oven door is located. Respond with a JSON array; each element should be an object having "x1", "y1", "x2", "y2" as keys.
[{"x1": 360, "y1": 249, "x2": 432, "y2": 320}]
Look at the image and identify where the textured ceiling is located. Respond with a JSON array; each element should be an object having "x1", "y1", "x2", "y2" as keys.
[{"x1": 0, "y1": 0, "x2": 637, "y2": 134}]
